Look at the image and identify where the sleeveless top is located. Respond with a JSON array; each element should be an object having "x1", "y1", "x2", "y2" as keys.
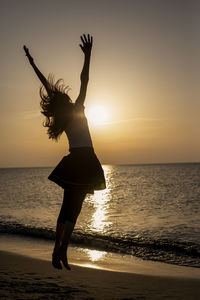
[{"x1": 64, "y1": 103, "x2": 93, "y2": 149}]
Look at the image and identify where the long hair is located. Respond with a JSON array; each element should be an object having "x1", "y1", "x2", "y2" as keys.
[{"x1": 40, "y1": 75, "x2": 73, "y2": 141}]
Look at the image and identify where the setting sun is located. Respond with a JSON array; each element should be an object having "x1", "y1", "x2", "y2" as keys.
[{"x1": 87, "y1": 105, "x2": 109, "y2": 126}]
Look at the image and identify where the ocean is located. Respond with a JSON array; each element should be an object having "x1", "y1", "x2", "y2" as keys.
[{"x1": 0, "y1": 163, "x2": 200, "y2": 268}]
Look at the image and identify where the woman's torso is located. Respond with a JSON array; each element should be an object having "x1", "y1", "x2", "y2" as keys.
[{"x1": 64, "y1": 103, "x2": 93, "y2": 149}]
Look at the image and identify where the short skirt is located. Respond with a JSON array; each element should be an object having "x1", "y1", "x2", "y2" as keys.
[{"x1": 48, "y1": 147, "x2": 106, "y2": 194}]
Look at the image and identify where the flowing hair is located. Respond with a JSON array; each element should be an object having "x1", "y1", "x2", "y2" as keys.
[{"x1": 40, "y1": 75, "x2": 73, "y2": 141}]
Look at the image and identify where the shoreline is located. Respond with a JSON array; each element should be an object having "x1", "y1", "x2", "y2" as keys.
[
  {"x1": 1, "y1": 233, "x2": 200, "y2": 279},
  {"x1": 1, "y1": 250, "x2": 200, "y2": 300}
]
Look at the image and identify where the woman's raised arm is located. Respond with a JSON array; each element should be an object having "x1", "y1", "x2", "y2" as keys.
[
  {"x1": 75, "y1": 34, "x2": 93, "y2": 106},
  {"x1": 23, "y1": 45, "x2": 51, "y2": 95}
]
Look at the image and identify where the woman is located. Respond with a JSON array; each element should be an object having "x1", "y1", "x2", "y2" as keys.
[{"x1": 23, "y1": 34, "x2": 106, "y2": 270}]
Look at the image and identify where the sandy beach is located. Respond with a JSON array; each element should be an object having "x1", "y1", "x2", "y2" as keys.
[{"x1": 0, "y1": 250, "x2": 200, "y2": 300}]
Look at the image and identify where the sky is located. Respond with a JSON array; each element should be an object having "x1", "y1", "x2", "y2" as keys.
[{"x1": 1, "y1": 0, "x2": 200, "y2": 167}]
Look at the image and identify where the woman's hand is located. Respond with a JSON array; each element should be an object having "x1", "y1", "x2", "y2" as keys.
[
  {"x1": 23, "y1": 45, "x2": 51, "y2": 94},
  {"x1": 76, "y1": 34, "x2": 93, "y2": 105},
  {"x1": 79, "y1": 34, "x2": 93, "y2": 56},
  {"x1": 23, "y1": 45, "x2": 34, "y2": 65}
]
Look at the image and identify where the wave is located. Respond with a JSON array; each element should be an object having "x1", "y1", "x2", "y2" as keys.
[{"x1": 0, "y1": 221, "x2": 200, "y2": 268}]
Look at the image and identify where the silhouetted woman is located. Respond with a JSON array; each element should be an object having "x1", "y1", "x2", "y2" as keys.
[{"x1": 23, "y1": 34, "x2": 106, "y2": 270}]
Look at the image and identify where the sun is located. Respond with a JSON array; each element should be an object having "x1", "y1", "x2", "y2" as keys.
[{"x1": 87, "y1": 105, "x2": 109, "y2": 126}]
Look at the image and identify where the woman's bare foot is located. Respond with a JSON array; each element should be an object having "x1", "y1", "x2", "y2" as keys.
[
  {"x1": 52, "y1": 252, "x2": 62, "y2": 270},
  {"x1": 59, "y1": 246, "x2": 71, "y2": 270}
]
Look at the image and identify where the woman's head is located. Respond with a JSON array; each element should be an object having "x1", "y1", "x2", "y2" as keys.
[{"x1": 40, "y1": 75, "x2": 73, "y2": 141}]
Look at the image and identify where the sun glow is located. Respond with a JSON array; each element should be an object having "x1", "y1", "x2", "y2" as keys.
[{"x1": 87, "y1": 105, "x2": 109, "y2": 126}]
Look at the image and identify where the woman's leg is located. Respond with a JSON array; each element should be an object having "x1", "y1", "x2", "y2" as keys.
[
  {"x1": 59, "y1": 188, "x2": 87, "y2": 270},
  {"x1": 52, "y1": 188, "x2": 87, "y2": 270},
  {"x1": 52, "y1": 222, "x2": 65, "y2": 269},
  {"x1": 54, "y1": 222, "x2": 65, "y2": 253}
]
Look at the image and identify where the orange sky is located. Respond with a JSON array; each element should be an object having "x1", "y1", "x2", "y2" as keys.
[{"x1": 1, "y1": 0, "x2": 200, "y2": 167}]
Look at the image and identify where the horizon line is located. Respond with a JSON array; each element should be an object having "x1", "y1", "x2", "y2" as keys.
[{"x1": 0, "y1": 161, "x2": 199, "y2": 169}]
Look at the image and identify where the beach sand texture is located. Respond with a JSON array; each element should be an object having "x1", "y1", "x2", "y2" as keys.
[{"x1": 0, "y1": 251, "x2": 200, "y2": 300}]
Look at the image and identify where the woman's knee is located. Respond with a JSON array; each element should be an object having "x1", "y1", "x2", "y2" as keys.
[
  {"x1": 57, "y1": 188, "x2": 86, "y2": 224},
  {"x1": 57, "y1": 213, "x2": 76, "y2": 224}
]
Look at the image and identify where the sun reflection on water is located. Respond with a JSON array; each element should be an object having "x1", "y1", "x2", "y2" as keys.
[
  {"x1": 84, "y1": 249, "x2": 107, "y2": 261},
  {"x1": 90, "y1": 165, "x2": 113, "y2": 233}
]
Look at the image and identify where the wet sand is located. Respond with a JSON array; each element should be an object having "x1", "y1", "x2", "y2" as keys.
[{"x1": 1, "y1": 250, "x2": 200, "y2": 300}]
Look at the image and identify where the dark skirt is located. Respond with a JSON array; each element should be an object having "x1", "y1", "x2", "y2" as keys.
[{"x1": 48, "y1": 147, "x2": 106, "y2": 194}]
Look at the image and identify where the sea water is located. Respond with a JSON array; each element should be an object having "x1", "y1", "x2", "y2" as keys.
[{"x1": 0, "y1": 163, "x2": 200, "y2": 267}]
